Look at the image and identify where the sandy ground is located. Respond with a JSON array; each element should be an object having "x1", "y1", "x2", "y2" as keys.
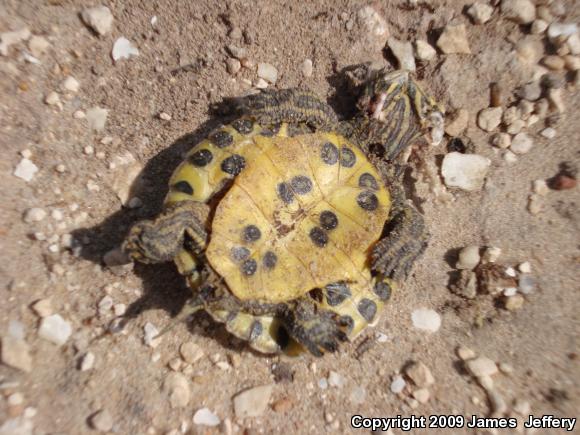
[{"x1": 0, "y1": 1, "x2": 579, "y2": 434}]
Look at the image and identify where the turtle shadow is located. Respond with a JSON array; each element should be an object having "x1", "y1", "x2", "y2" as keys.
[{"x1": 71, "y1": 106, "x2": 236, "y2": 327}]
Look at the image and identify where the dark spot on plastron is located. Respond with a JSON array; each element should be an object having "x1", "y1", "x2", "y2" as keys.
[
  {"x1": 357, "y1": 190, "x2": 379, "y2": 211},
  {"x1": 340, "y1": 147, "x2": 356, "y2": 167},
  {"x1": 320, "y1": 142, "x2": 339, "y2": 165},
  {"x1": 249, "y1": 320, "x2": 263, "y2": 341},
  {"x1": 368, "y1": 143, "x2": 386, "y2": 159},
  {"x1": 319, "y1": 210, "x2": 338, "y2": 231},
  {"x1": 231, "y1": 246, "x2": 250, "y2": 262},
  {"x1": 263, "y1": 251, "x2": 277, "y2": 269},
  {"x1": 373, "y1": 280, "x2": 392, "y2": 300},
  {"x1": 189, "y1": 149, "x2": 213, "y2": 167},
  {"x1": 290, "y1": 175, "x2": 313, "y2": 195},
  {"x1": 324, "y1": 281, "x2": 351, "y2": 306},
  {"x1": 210, "y1": 130, "x2": 234, "y2": 148},
  {"x1": 260, "y1": 123, "x2": 281, "y2": 136},
  {"x1": 308, "y1": 288, "x2": 324, "y2": 303},
  {"x1": 241, "y1": 258, "x2": 257, "y2": 276},
  {"x1": 172, "y1": 180, "x2": 194, "y2": 195},
  {"x1": 243, "y1": 225, "x2": 261, "y2": 242},
  {"x1": 358, "y1": 298, "x2": 377, "y2": 322},
  {"x1": 277, "y1": 182, "x2": 294, "y2": 204},
  {"x1": 358, "y1": 173, "x2": 379, "y2": 190},
  {"x1": 221, "y1": 154, "x2": 246, "y2": 175},
  {"x1": 309, "y1": 227, "x2": 328, "y2": 247},
  {"x1": 232, "y1": 119, "x2": 253, "y2": 135},
  {"x1": 339, "y1": 315, "x2": 354, "y2": 333}
]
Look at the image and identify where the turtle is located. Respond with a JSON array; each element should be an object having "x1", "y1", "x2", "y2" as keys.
[{"x1": 123, "y1": 68, "x2": 443, "y2": 357}]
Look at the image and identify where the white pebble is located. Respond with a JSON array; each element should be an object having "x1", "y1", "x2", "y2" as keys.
[
  {"x1": 73, "y1": 110, "x2": 86, "y2": 119},
  {"x1": 466, "y1": 356, "x2": 498, "y2": 377},
  {"x1": 436, "y1": 24, "x2": 471, "y2": 54},
  {"x1": 61, "y1": 76, "x2": 79, "y2": 93},
  {"x1": 318, "y1": 378, "x2": 328, "y2": 389},
  {"x1": 467, "y1": 3, "x2": 494, "y2": 25},
  {"x1": 501, "y1": 0, "x2": 536, "y2": 25},
  {"x1": 411, "y1": 308, "x2": 441, "y2": 333},
  {"x1": 540, "y1": 127, "x2": 556, "y2": 139},
  {"x1": 533, "y1": 179, "x2": 549, "y2": 196},
  {"x1": 518, "y1": 261, "x2": 532, "y2": 273},
  {"x1": 86, "y1": 107, "x2": 108, "y2": 131},
  {"x1": 477, "y1": 107, "x2": 503, "y2": 132},
  {"x1": 31, "y1": 298, "x2": 52, "y2": 317},
  {"x1": 14, "y1": 158, "x2": 39, "y2": 182},
  {"x1": 441, "y1": 152, "x2": 491, "y2": 191},
  {"x1": 98, "y1": 295, "x2": 114, "y2": 314},
  {"x1": 510, "y1": 132, "x2": 534, "y2": 154},
  {"x1": 328, "y1": 371, "x2": 345, "y2": 388},
  {"x1": 28, "y1": 35, "x2": 50, "y2": 57},
  {"x1": 80, "y1": 352, "x2": 95, "y2": 371},
  {"x1": 81, "y1": 6, "x2": 114, "y2": 36},
  {"x1": 456, "y1": 245, "x2": 481, "y2": 270},
  {"x1": 112, "y1": 37, "x2": 139, "y2": 61},
  {"x1": 193, "y1": 408, "x2": 220, "y2": 427},
  {"x1": 503, "y1": 150, "x2": 518, "y2": 163},
  {"x1": 414, "y1": 40, "x2": 436, "y2": 61},
  {"x1": 503, "y1": 287, "x2": 518, "y2": 297},
  {"x1": 390, "y1": 375, "x2": 406, "y2": 393},
  {"x1": 113, "y1": 303, "x2": 126, "y2": 316},
  {"x1": 45, "y1": 91, "x2": 61, "y2": 106},
  {"x1": 38, "y1": 314, "x2": 72, "y2": 346},
  {"x1": 51, "y1": 209, "x2": 63, "y2": 221},
  {"x1": 143, "y1": 322, "x2": 161, "y2": 347},
  {"x1": 302, "y1": 58, "x2": 313, "y2": 77},
  {"x1": 257, "y1": 62, "x2": 278, "y2": 84},
  {"x1": 83, "y1": 145, "x2": 94, "y2": 155},
  {"x1": 159, "y1": 112, "x2": 171, "y2": 121},
  {"x1": 505, "y1": 267, "x2": 517, "y2": 277},
  {"x1": 387, "y1": 38, "x2": 415, "y2": 72},
  {"x1": 547, "y1": 22, "x2": 578, "y2": 41},
  {"x1": 24, "y1": 207, "x2": 46, "y2": 223}
]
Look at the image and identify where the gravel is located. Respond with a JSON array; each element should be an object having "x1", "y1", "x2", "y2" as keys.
[
  {"x1": 491, "y1": 132, "x2": 511, "y2": 149},
  {"x1": 143, "y1": 322, "x2": 160, "y2": 347},
  {"x1": 412, "y1": 388, "x2": 430, "y2": 404},
  {"x1": 411, "y1": 308, "x2": 441, "y2": 333},
  {"x1": 467, "y1": 3, "x2": 494, "y2": 25},
  {"x1": 302, "y1": 58, "x2": 313, "y2": 77},
  {"x1": 387, "y1": 38, "x2": 415, "y2": 72},
  {"x1": 1, "y1": 336, "x2": 32, "y2": 372},
  {"x1": 390, "y1": 375, "x2": 406, "y2": 393},
  {"x1": 437, "y1": 24, "x2": 471, "y2": 54},
  {"x1": 180, "y1": 341, "x2": 204, "y2": 364},
  {"x1": 477, "y1": 107, "x2": 503, "y2": 131},
  {"x1": 89, "y1": 409, "x2": 114, "y2": 432},
  {"x1": 405, "y1": 362, "x2": 434, "y2": 387},
  {"x1": 226, "y1": 58, "x2": 241, "y2": 75},
  {"x1": 38, "y1": 314, "x2": 72, "y2": 346},
  {"x1": 233, "y1": 384, "x2": 273, "y2": 418},
  {"x1": 414, "y1": 40, "x2": 436, "y2": 61},
  {"x1": 193, "y1": 408, "x2": 220, "y2": 426},
  {"x1": 86, "y1": 107, "x2": 108, "y2": 131},
  {"x1": 501, "y1": 0, "x2": 536, "y2": 24},
  {"x1": 79, "y1": 352, "x2": 95, "y2": 371},
  {"x1": 456, "y1": 345, "x2": 476, "y2": 361},
  {"x1": 14, "y1": 158, "x2": 39, "y2": 182},
  {"x1": 61, "y1": 76, "x2": 79, "y2": 93},
  {"x1": 23, "y1": 207, "x2": 46, "y2": 223},
  {"x1": 81, "y1": 6, "x2": 114, "y2": 36},
  {"x1": 257, "y1": 62, "x2": 278, "y2": 84},
  {"x1": 31, "y1": 298, "x2": 52, "y2": 317},
  {"x1": 164, "y1": 372, "x2": 191, "y2": 408},
  {"x1": 112, "y1": 37, "x2": 139, "y2": 62},
  {"x1": 28, "y1": 35, "x2": 50, "y2": 57},
  {"x1": 504, "y1": 294, "x2": 525, "y2": 310},
  {"x1": 466, "y1": 357, "x2": 498, "y2": 377},
  {"x1": 444, "y1": 108, "x2": 468, "y2": 137},
  {"x1": 328, "y1": 371, "x2": 345, "y2": 388},
  {"x1": 456, "y1": 245, "x2": 481, "y2": 270},
  {"x1": 441, "y1": 152, "x2": 491, "y2": 191},
  {"x1": 510, "y1": 132, "x2": 534, "y2": 154}
]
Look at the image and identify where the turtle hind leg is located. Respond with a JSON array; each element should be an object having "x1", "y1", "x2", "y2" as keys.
[
  {"x1": 281, "y1": 298, "x2": 348, "y2": 357},
  {"x1": 123, "y1": 201, "x2": 209, "y2": 265},
  {"x1": 236, "y1": 88, "x2": 338, "y2": 130}
]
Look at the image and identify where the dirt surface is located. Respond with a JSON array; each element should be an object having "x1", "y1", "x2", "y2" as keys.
[{"x1": 1, "y1": 1, "x2": 579, "y2": 434}]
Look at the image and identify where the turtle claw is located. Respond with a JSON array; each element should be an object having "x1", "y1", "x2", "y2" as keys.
[{"x1": 282, "y1": 299, "x2": 347, "y2": 357}]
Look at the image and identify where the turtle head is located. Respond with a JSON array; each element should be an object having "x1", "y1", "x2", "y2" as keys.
[{"x1": 354, "y1": 68, "x2": 445, "y2": 159}]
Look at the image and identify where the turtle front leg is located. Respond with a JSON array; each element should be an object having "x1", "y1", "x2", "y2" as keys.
[
  {"x1": 237, "y1": 88, "x2": 338, "y2": 130},
  {"x1": 371, "y1": 180, "x2": 429, "y2": 281},
  {"x1": 123, "y1": 201, "x2": 210, "y2": 268},
  {"x1": 280, "y1": 298, "x2": 348, "y2": 357}
]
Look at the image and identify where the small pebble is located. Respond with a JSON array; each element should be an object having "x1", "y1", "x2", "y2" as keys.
[
  {"x1": 143, "y1": 322, "x2": 161, "y2": 347},
  {"x1": 504, "y1": 294, "x2": 525, "y2": 311},
  {"x1": 14, "y1": 158, "x2": 39, "y2": 182},
  {"x1": 45, "y1": 91, "x2": 61, "y2": 107},
  {"x1": 328, "y1": 371, "x2": 345, "y2": 388},
  {"x1": 456, "y1": 345, "x2": 476, "y2": 361},
  {"x1": 81, "y1": 6, "x2": 114, "y2": 36},
  {"x1": 301, "y1": 59, "x2": 313, "y2": 77},
  {"x1": 503, "y1": 287, "x2": 518, "y2": 297},
  {"x1": 23, "y1": 207, "x2": 46, "y2": 223},
  {"x1": 357, "y1": 6, "x2": 389, "y2": 39},
  {"x1": 38, "y1": 314, "x2": 72, "y2": 346},
  {"x1": 548, "y1": 88, "x2": 565, "y2": 113},
  {"x1": 31, "y1": 298, "x2": 52, "y2": 317},
  {"x1": 411, "y1": 308, "x2": 441, "y2": 333},
  {"x1": 257, "y1": 62, "x2": 278, "y2": 84},
  {"x1": 83, "y1": 145, "x2": 94, "y2": 155},
  {"x1": 542, "y1": 55, "x2": 565, "y2": 71},
  {"x1": 499, "y1": 362, "x2": 514, "y2": 374},
  {"x1": 531, "y1": 19, "x2": 548, "y2": 35},
  {"x1": 503, "y1": 150, "x2": 518, "y2": 163},
  {"x1": 254, "y1": 77, "x2": 268, "y2": 89},
  {"x1": 518, "y1": 261, "x2": 532, "y2": 273},
  {"x1": 80, "y1": 352, "x2": 95, "y2": 371},
  {"x1": 547, "y1": 22, "x2": 578, "y2": 41},
  {"x1": 466, "y1": 357, "x2": 498, "y2": 377},
  {"x1": 501, "y1": 0, "x2": 536, "y2": 24},
  {"x1": 414, "y1": 40, "x2": 436, "y2": 61},
  {"x1": 441, "y1": 152, "x2": 491, "y2": 191},
  {"x1": 491, "y1": 133, "x2": 511, "y2": 149},
  {"x1": 86, "y1": 107, "x2": 108, "y2": 131},
  {"x1": 318, "y1": 378, "x2": 328, "y2": 389},
  {"x1": 98, "y1": 295, "x2": 113, "y2": 314},
  {"x1": 272, "y1": 397, "x2": 293, "y2": 413},
  {"x1": 28, "y1": 35, "x2": 50, "y2": 57},
  {"x1": 510, "y1": 132, "x2": 534, "y2": 154},
  {"x1": 90, "y1": 409, "x2": 114, "y2": 432},
  {"x1": 349, "y1": 386, "x2": 366, "y2": 404},
  {"x1": 164, "y1": 372, "x2": 191, "y2": 408},
  {"x1": 113, "y1": 303, "x2": 126, "y2": 316},
  {"x1": 387, "y1": 38, "x2": 415, "y2": 72},
  {"x1": 405, "y1": 362, "x2": 434, "y2": 387},
  {"x1": 61, "y1": 76, "x2": 79, "y2": 93},
  {"x1": 1, "y1": 337, "x2": 32, "y2": 372},
  {"x1": 73, "y1": 110, "x2": 86, "y2": 119},
  {"x1": 226, "y1": 58, "x2": 241, "y2": 75},
  {"x1": 112, "y1": 37, "x2": 139, "y2": 61},
  {"x1": 467, "y1": 3, "x2": 494, "y2": 25},
  {"x1": 456, "y1": 245, "x2": 481, "y2": 270},
  {"x1": 444, "y1": 109, "x2": 468, "y2": 137},
  {"x1": 437, "y1": 24, "x2": 471, "y2": 54},
  {"x1": 528, "y1": 193, "x2": 544, "y2": 214},
  {"x1": 390, "y1": 375, "x2": 406, "y2": 393},
  {"x1": 159, "y1": 112, "x2": 171, "y2": 121},
  {"x1": 233, "y1": 384, "x2": 273, "y2": 418},
  {"x1": 477, "y1": 107, "x2": 502, "y2": 132},
  {"x1": 506, "y1": 120, "x2": 525, "y2": 135},
  {"x1": 540, "y1": 127, "x2": 556, "y2": 139},
  {"x1": 533, "y1": 179, "x2": 549, "y2": 196},
  {"x1": 412, "y1": 388, "x2": 430, "y2": 404},
  {"x1": 226, "y1": 44, "x2": 247, "y2": 59}
]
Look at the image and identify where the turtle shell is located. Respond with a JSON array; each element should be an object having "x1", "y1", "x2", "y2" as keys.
[{"x1": 206, "y1": 132, "x2": 391, "y2": 303}]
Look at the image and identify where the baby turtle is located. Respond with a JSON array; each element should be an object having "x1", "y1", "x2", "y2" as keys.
[{"x1": 124, "y1": 69, "x2": 442, "y2": 356}]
